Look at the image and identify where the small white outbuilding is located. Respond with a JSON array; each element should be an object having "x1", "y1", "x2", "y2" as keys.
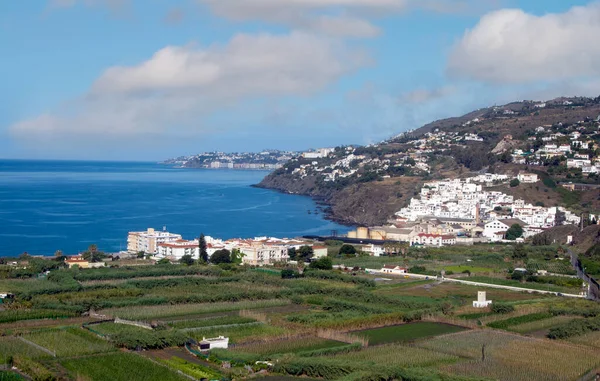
[
  {"x1": 199, "y1": 336, "x2": 229, "y2": 351},
  {"x1": 473, "y1": 291, "x2": 492, "y2": 308}
]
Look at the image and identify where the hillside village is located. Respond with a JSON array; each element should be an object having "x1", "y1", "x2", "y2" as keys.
[{"x1": 254, "y1": 97, "x2": 600, "y2": 249}]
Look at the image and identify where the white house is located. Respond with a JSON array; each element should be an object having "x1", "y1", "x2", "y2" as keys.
[
  {"x1": 312, "y1": 245, "x2": 328, "y2": 259},
  {"x1": 380, "y1": 265, "x2": 408, "y2": 275},
  {"x1": 567, "y1": 158, "x2": 592, "y2": 169},
  {"x1": 362, "y1": 244, "x2": 385, "y2": 257},
  {"x1": 483, "y1": 219, "x2": 527, "y2": 241},
  {"x1": 473, "y1": 291, "x2": 492, "y2": 308},
  {"x1": 199, "y1": 336, "x2": 229, "y2": 351},
  {"x1": 517, "y1": 173, "x2": 538, "y2": 184}
]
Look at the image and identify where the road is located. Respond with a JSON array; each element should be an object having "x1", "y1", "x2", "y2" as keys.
[{"x1": 401, "y1": 273, "x2": 584, "y2": 298}]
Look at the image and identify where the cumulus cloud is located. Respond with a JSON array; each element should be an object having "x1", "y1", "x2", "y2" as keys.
[
  {"x1": 448, "y1": 3, "x2": 600, "y2": 83},
  {"x1": 10, "y1": 32, "x2": 370, "y2": 140}
]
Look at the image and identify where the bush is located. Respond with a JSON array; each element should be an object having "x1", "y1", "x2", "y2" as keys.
[
  {"x1": 281, "y1": 269, "x2": 301, "y2": 279},
  {"x1": 310, "y1": 257, "x2": 333, "y2": 270},
  {"x1": 211, "y1": 249, "x2": 231, "y2": 264},
  {"x1": 491, "y1": 303, "x2": 515, "y2": 314},
  {"x1": 510, "y1": 178, "x2": 520, "y2": 187},
  {"x1": 339, "y1": 245, "x2": 357, "y2": 256},
  {"x1": 179, "y1": 255, "x2": 196, "y2": 266},
  {"x1": 548, "y1": 316, "x2": 600, "y2": 339}
]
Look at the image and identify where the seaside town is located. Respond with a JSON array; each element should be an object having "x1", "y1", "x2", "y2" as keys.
[
  {"x1": 163, "y1": 150, "x2": 297, "y2": 170},
  {"x1": 287, "y1": 101, "x2": 600, "y2": 184},
  {"x1": 7, "y1": 2, "x2": 600, "y2": 380}
]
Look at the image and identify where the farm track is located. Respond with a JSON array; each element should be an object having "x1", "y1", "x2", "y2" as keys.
[{"x1": 403, "y1": 273, "x2": 584, "y2": 298}]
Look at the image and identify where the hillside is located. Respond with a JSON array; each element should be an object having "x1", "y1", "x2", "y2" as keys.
[{"x1": 257, "y1": 96, "x2": 600, "y2": 227}]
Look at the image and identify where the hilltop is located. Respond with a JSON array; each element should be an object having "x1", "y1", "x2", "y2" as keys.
[{"x1": 257, "y1": 96, "x2": 600, "y2": 228}]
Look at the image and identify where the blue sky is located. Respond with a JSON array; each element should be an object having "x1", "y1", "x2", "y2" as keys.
[{"x1": 1, "y1": 0, "x2": 599, "y2": 160}]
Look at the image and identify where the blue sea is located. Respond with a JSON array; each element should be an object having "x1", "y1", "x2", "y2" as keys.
[{"x1": 0, "y1": 160, "x2": 349, "y2": 256}]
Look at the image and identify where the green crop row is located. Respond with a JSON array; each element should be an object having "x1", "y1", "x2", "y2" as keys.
[
  {"x1": 159, "y1": 356, "x2": 221, "y2": 380},
  {"x1": 487, "y1": 312, "x2": 553, "y2": 330},
  {"x1": 0, "y1": 309, "x2": 79, "y2": 324}
]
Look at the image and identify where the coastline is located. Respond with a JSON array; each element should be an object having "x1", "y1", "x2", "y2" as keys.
[{"x1": 251, "y1": 182, "x2": 356, "y2": 228}]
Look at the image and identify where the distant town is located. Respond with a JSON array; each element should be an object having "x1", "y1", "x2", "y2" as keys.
[{"x1": 162, "y1": 150, "x2": 299, "y2": 170}]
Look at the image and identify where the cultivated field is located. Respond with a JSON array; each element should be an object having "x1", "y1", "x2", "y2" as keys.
[{"x1": 1, "y1": 251, "x2": 599, "y2": 381}]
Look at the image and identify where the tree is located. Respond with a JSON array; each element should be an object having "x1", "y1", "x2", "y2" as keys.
[
  {"x1": 157, "y1": 258, "x2": 171, "y2": 265},
  {"x1": 136, "y1": 251, "x2": 145, "y2": 259},
  {"x1": 199, "y1": 234, "x2": 208, "y2": 263},
  {"x1": 288, "y1": 247, "x2": 297, "y2": 261},
  {"x1": 231, "y1": 248, "x2": 244, "y2": 265},
  {"x1": 309, "y1": 257, "x2": 333, "y2": 270},
  {"x1": 179, "y1": 254, "x2": 195, "y2": 266},
  {"x1": 339, "y1": 244, "x2": 357, "y2": 256},
  {"x1": 506, "y1": 224, "x2": 524, "y2": 240},
  {"x1": 82, "y1": 245, "x2": 106, "y2": 263},
  {"x1": 211, "y1": 249, "x2": 231, "y2": 264},
  {"x1": 532, "y1": 232, "x2": 552, "y2": 246},
  {"x1": 509, "y1": 178, "x2": 520, "y2": 187},
  {"x1": 281, "y1": 269, "x2": 300, "y2": 279},
  {"x1": 512, "y1": 243, "x2": 528, "y2": 259},
  {"x1": 297, "y1": 246, "x2": 314, "y2": 262}
]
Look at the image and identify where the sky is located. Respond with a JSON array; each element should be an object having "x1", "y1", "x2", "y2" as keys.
[{"x1": 2, "y1": 0, "x2": 600, "y2": 160}]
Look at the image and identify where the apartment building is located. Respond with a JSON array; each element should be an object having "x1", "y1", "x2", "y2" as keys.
[
  {"x1": 157, "y1": 240, "x2": 199, "y2": 259},
  {"x1": 127, "y1": 228, "x2": 182, "y2": 254}
]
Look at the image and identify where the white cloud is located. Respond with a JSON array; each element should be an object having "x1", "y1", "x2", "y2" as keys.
[
  {"x1": 198, "y1": 0, "x2": 495, "y2": 38},
  {"x1": 448, "y1": 3, "x2": 600, "y2": 83},
  {"x1": 10, "y1": 32, "x2": 370, "y2": 141}
]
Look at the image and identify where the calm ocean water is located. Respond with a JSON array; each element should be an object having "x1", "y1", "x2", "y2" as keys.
[{"x1": 0, "y1": 160, "x2": 349, "y2": 256}]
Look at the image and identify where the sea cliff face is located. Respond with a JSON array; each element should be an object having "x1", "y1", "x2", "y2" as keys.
[{"x1": 256, "y1": 172, "x2": 422, "y2": 227}]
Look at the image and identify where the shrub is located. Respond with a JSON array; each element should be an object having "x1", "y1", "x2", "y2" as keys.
[
  {"x1": 491, "y1": 303, "x2": 515, "y2": 314},
  {"x1": 310, "y1": 257, "x2": 333, "y2": 270},
  {"x1": 548, "y1": 316, "x2": 600, "y2": 339},
  {"x1": 510, "y1": 178, "x2": 520, "y2": 187},
  {"x1": 281, "y1": 269, "x2": 301, "y2": 279},
  {"x1": 339, "y1": 245, "x2": 357, "y2": 256}
]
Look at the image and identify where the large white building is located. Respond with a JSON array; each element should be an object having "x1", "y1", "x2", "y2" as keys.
[
  {"x1": 127, "y1": 228, "x2": 182, "y2": 254},
  {"x1": 482, "y1": 219, "x2": 527, "y2": 242},
  {"x1": 157, "y1": 240, "x2": 199, "y2": 260},
  {"x1": 238, "y1": 243, "x2": 289, "y2": 266}
]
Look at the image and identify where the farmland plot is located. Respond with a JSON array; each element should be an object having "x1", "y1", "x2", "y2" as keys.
[
  {"x1": 355, "y1": 322, "x2": 467, "y2": 345},
  {"x1": 61, "y1": 353, "x2": 188, "y2": 381},
  {"x1": 331, "y1": 343, "x2": 459, "y2": 368},
  {"x1": 0, "y1": 336, "x2": 50, "y2": 362},
  {"x1": 232, "y1": 337, "x2": 343, "y2": 355},
  {"x1": 23, "y1": 328, "x2": 115, "y2": 357},
  {"x1": 419, "y1": 330, "x2": 600, "y2": 381}
]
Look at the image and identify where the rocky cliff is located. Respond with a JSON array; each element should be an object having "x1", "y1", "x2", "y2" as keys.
[{"x1": 256, "y1": 172, "x2": 424, "y2": 226}]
